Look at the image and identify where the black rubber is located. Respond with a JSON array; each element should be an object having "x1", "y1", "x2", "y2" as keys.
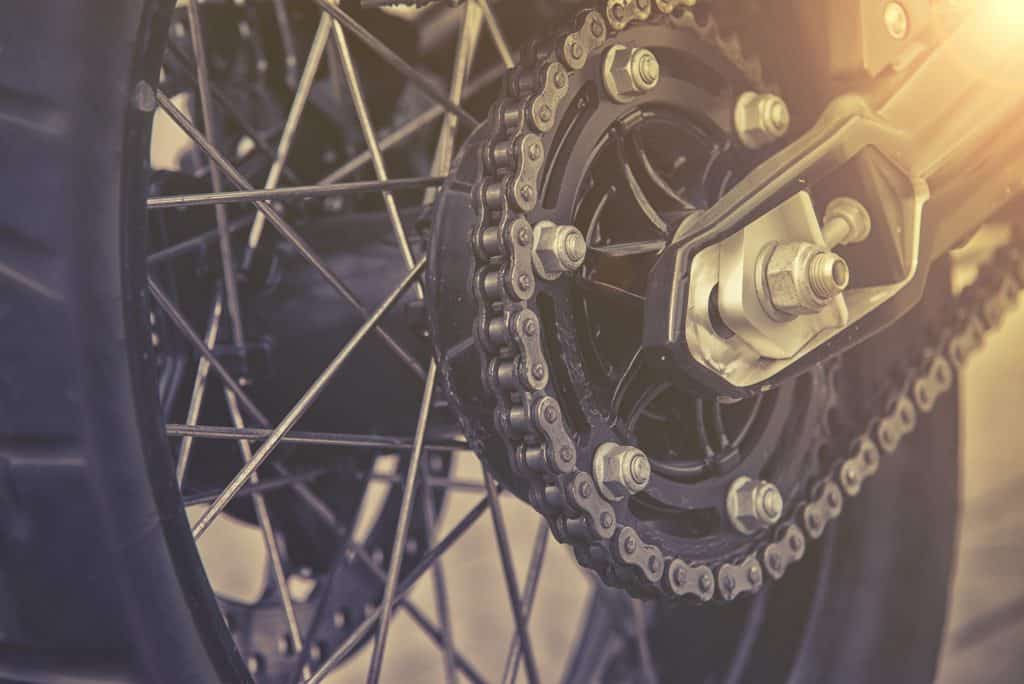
[{"x1": 0, "y1": 1, "x2": 246, "y2": 682}]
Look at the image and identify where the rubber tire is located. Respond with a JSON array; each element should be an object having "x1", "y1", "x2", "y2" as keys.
[{"x1": 0, "y1": 1, "x2": 247, "y2": 682}]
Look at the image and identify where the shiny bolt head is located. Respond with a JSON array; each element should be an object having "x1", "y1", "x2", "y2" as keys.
[
  {"x1": 726, "y1": 476, "x2": 785, "y2": 536},
  {"x1": 603, "y1": 45, "x2": 661, "y2": 103},
  {"x1": 594, "y1": 442, "x2": 651, "y2": 501},
  {"x1": 532, "y1": 221, "x2": 588, "y2": 280},
  {"x1": 763, "y1": 240, "x2": 850, "y2": 318},
  {"x1": 884, "y1": 2, "x2": 909, "y2": 40},
  {"x1": 822, "y1": 197, "x2": 872, "y2": 248},
  {"x1": 734, "y1": 91, "x2": 791, "y2": 150}
]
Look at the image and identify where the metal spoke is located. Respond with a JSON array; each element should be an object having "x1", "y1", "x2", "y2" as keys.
[
  {"x1": 175, "y1": 291, "x2": 223, "y2": 485},
  {"x1": 330, "y1": 17, "x2": 418, "y2": 276},
  {"x1": 165, "y1": 423, "x2": 466, "y2": 453},
  {"x1": 163, "y1": 42, "x2": 302, "y2": 185},
  {"x1": 424, "y1": 0, "x2": 483, "y2": 206},
  {"x1": 318, "y1": 62, "x2": 507, "y2": 186},
  {"x1": 155, "y1": 90, "x2": 425, "y2": 379},
  {"x1": 271, "y1": 0, "x2": 301, "y2": 88},
  {"x1": 148, "y1": 279, "x2": 265, "y2": 425},
  {"x1": 183, "y1": 466, "x2": 339, "y2": 506},
  {"x1": 191, "y1": 258, "x2": 426, "y2": 539},
  {"x1": 147, "y1": 176, "x2": 446, "y2": 210},
  {"x1": 483, "y1": 468, "x2": 541, "y2": 684},
  {"x1": 244, "y1": 14, "x2": 331, "y2": 259},
  {"x1": 223, "y1": 389, "x2": 305, "y2": 670},
  {"x1": 151, "y1": 283, "x2": 347, "y2": 528},
  {"x1": 362, "y1": 470, "x2": 485, "y2": 494},
  {"x1": 186, "y1": 0, "x2": 246, "y2": 355},
  {"x1": 366, "y1": 360, "x2": 438, "y2": 684},
  {"x1": 305, "y1": 493, "x2": 493, "y2": 683},
  {"x1": 314, "y1": 0, "x2": 479, "y2": 129},
  {"x1": 347, "y1": 540, "x2": 486, "y2": 684},
  {"x1": 417, "y1": 444, "x2": 456, "y2": 684},
  {"x1": 147, "y1": 214, "x2": 250, "y2": 265},
  {"x1": 500, "y1": 519, "x2": 550, "y2": 684},
  {"x1": 476, "y1": 0, "x2": 515, "y2": 69}
]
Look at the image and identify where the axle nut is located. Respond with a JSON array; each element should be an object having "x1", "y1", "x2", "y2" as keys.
[
  {"x1": 734, "y1": 91, "x2": 790, "y2": 150},
  {"x1": 761, "y1": 241, "x2": 850, "y2": 318},
  {"x1": 603, "y1": 45, "x2": 661, "y2": 103},
  {"x1": 726, "y1": 476, "x2": 784, "y2": 536},
  {"x1": 594, "y1": 443, "x2": 651, "y2": 501},
  {"x1": 533, "y1": 221, "x2": 587, "y2": 280}
]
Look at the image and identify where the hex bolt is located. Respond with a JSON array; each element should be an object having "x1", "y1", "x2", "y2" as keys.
[
  {"x1": 761, "y1": 240, "x2": 851, "y2": 318},
  {"x1": 884, "y1": 2, "x2": 909, "y2": 40},
  {"x1": 734, "y1": 91, "x2": 790, "y2": 150},
  {"x1": 603, "y1": 45, "x2": 661, "y2": 103},
  {"x1": 532, "y1": 220, "x2": 588, "y2": 280},
  {"x1": 726, "y1": 476, "x2": 784, "y2": 536},
  {"x1": 593, "y1": 442, "x2": 651, "y2": 501},
  {"x1": 821, "y1": 197, "x2": 872, "y2": 248}
]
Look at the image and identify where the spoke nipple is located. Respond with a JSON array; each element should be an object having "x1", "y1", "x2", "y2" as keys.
[
  {"x1": 134, "y1": 81, "x2": 156, "y2": 112},
  {"x1": 594, "y1": 443, "x2": 651, "y2": 501},
  {"x1": 734, "y1": 92, "x2": 790, "y2": 150},
  {"x1": 727, "y1": 477, "x2": 784, "y2": 535}
]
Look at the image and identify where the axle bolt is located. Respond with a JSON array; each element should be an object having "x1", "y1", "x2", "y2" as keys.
[
  {"x1": 594, "y1": 442, "x2": 651, "y2": 501},
  {"x1": 532, "y1": 221, "x2": 587, "y2": 280},
  {"x1": 734, "y1": 91, "x2": 790, "y2": 150},
  {"x1": 761, "y1": 240, "x2": 851, "y2": 318},
  {"x1": 726, "y1": 476, "x2": 784, "y2": 536},
  {"x1": 603, "y1": 45, "x2": 661, "y2": 103}
]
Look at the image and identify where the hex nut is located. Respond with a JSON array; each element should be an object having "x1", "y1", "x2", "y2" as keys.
[
  {"x1": 761, "y1": 241, "x2": 849, "y2": 318},
  {"x1": 734, "y1": 91, "x2": 790, "y2": 150},
  {"x1": 532, "y1": 221, "x2": 587, "y2": 280},
  {"x1": 726, "y1": 476, "x2": 784, "y2": 536},
  {"x1": 603, "y1": 45, "x2": 660, "y2": 103},
  {"x1": 593, "y1": 442, "x2": 651, "y2": 501}
]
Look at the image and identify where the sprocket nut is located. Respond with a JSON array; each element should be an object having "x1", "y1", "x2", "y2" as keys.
[
  {"x1": 593, "y1": 442, "x2": 651, "y2": 501},
  {"x1": 726, "y1": 476, "x2": 784, "y2": 536}
]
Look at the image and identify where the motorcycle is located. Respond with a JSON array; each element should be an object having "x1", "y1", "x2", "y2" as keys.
[{"x1": 0, "y1": 0, "x2": 1020, "y2": 682}]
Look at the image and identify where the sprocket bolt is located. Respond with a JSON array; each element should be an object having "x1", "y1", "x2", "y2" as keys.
[
  {"x1": 594, "y1": 443, "x2": 652, "y2": 501},
  {"x1": 532, "y1": 221, "x2": 588, "y2": 280},
  {"x1": 603, "y1": 44, "x2": 661, "y2": 103},
  {"x1": 734, "y1": 91, "x2": 790, "y2": 149},
  {"x1": 726, "y1": 477, "x2": 784, "y2": 536}
]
